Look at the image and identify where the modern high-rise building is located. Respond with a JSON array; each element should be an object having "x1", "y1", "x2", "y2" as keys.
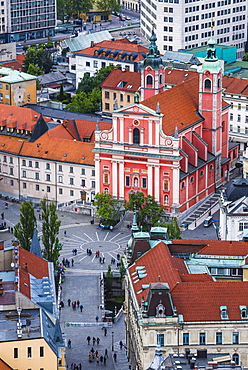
[
  {"x1": 0, "y1": 0, "x2": 56, "y2": 43},
  {"x1": 140, "y1": 0, "x2": 248, "y2": 59}
]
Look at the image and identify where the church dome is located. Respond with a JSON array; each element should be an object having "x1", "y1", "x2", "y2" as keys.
[{"x1": 143, "y1": 29, "x2": 164, "y2": 70}]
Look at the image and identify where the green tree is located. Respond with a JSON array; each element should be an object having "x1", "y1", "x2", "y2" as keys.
[
  {"x1": 57, "y1": 85, "x2": 67, "y2": 101},
  {"x1": 77, "y1": 65, "x2": 115, "y2": 94},
  {"x1": 27, "y1": 63, "x2": 44, "y2": 76},
  {"x1": 93, "y1": 192, "x2": 123, "y2": 221},
  {"x1": 41, "y1": 199, "x2": 62, "y2": 266},
  {"x1": 24, "y1": 47, "x2": 53, "y2": 74},
  {"x1": 126, "y1": 192, "x2": 164, "y2": 227},
  {"x1": 119, "y1": 256, "x2": 126, "y2": 283},
  {"x1": 167, "y1": 217, "x2": 181, "y2": 239},
  {"x1": 242, "y1": 53, "x2": 248, "y2": 61},
  {"x1": 105, "y1": 265, "x2": 113, "y2": 293},
  {"x1": 95, "y1": 0, "x2": 120, "y2": 14},
  {"x1": 14, "y1": 201, "x2": 36, "y2": 251},
  {"x1": 65, "y1": 91, "x2": 93, "y2": 113}
]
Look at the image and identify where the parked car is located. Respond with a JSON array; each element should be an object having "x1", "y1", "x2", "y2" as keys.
[
  {"x1": 204, "y1": 216, "x2": 213, "y2": 227},
  {"x1": 119, "y1": 16, "x2": 127, "y2": 21}
]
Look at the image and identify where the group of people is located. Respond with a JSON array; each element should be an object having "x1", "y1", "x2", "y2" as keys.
[
  {"x1": 68, "y1": 299, "x2": 83, "y2": 312},
  {"x1": 72, "y1": 249, "x2": 78, "y2": 255},
  {"x1": 70, "y1": 363, "x2": 81, "y2": 369},
  {"x1": 62, "y1": 257, "x2": 74, "y2": 268},
  {"x1": 88, "y1": 347, "x2": 108, "y2": 364}
]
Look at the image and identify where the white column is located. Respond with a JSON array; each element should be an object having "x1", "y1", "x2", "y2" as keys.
[
  {"x1": 172, "y1": 163, "x2": 180, "y2": 205},
  {"x1": 113, "y1": 117, "x2": 117, "y2": 142},
  {"x1": 119, "y1": 117, "x2": 124, "y2": 143},
  {"x1": 95, "y1": 157, "x2": 100, "y2": 194},
  {"x1": 154, "y1": 165, "x2": 160, "y2": 202},
  {"x1": 119, "y1": 161, "x2": 124, "y2": 199},
  {"x1": 140, "y1": 128, "x2": 144, "y2": 145},
  {"x1": 112, "y1": 161, "x2": 118, "y2": 197},
  {"x1": 128, "y1": 128, "x2": 132, "y2": 144},
  {"x1": 148, "y1": 165, "x2": 153, "y2": 196},
  {"x1": 149, "y1": 120, "x2": 153, "y2": 146}
]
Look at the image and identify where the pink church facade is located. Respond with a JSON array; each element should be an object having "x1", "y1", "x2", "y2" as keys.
[{"x1": 94, "y1": 34, "x2": 238, "y2": 214}]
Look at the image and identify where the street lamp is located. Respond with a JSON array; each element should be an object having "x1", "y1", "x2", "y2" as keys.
[{"x1": 112, "y1": 331, "x2": 114, "y2": 351}]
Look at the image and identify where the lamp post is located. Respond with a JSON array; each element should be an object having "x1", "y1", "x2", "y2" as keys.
[{"x1": 112, "y1": 331, "x2": 114, "y2": 351}]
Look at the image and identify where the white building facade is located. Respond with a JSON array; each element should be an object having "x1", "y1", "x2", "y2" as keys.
[{"x1": 140, "y1": 0, "x2": 247, "y2": 59}]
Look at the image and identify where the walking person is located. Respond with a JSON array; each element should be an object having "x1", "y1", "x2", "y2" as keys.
[
  {"x1": 104, "y1": 349, "x2": 108, "y2": 358},
  {"x1": 104, "y1": 327, "x2": 107, "y2": 336},
  {"x1": 87, "y1": 336, "x2": 91, "y2": 345},
  {"x1": 71, "y1": 258, "x2": 74, "y2": 267},
  {"x1": 64, "y1": 230, "x2": 67, "y2": 237},
  {"x1": 100, "y1": 356, "x2": 103, "y2": 364},
  {"x1": 95, "y1": 315, "x2": 99, "y2": 322},
  {"x1": 1, "y1": 212, "x2": 4, "y2": 220},
  {"x1": 113, "y1": 352, "x2": 117, "y2": 362},
  {"x1": 104, "y1": 356, "x2": 107, "y2": 365},
  {"x1": 68, "y1": 299, "x2": 71, "y2": 307},
  {"x1": 93, "y1": 337, "x2": 96, "y2": 346},
  {"x1": 77, "y1": 300, "x2": 80, "y2": 307},
  {"x1": 119, "y1": 340, "x2": 123, "y2": 349},
  {"x1": 80, "y1": 304, "x2": 83, "y2": 312},
  {"x1": 97, "y1": 337, "x2": 100, "y2": 345},
  {"x1": 68, "y1": 339, "x2": 71, "y2": 348}
]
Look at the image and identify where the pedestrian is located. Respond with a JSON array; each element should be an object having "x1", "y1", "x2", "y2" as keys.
[
  {"x1": 99, "y1": 256, "x2": 102, "y2": 263},
  {"x1": 11, "y1": 227, "x2": 13, "y2": 233},
  {"x1": 100, "y1": 356, "x2": 103, "y2": 364},
  {"x1": 80, "y1": 304, "x2": 83, "y2": 312},
  {"x1": 95, "y1": 350, "x2": 98, "y2": 358},
  {"x1": 110, "y1": 225, "x2": 113, "y2": 232},
  {"x1": 104, "y1": 349, "x2": 108, "y2": 358},
  {"x1": 62, "y1": 257, "x2": 65, "y2": 266},
  {"x1": 87, "y1": 336, "x2": 91, "y2": 345},
  {"x1": 77, "y1": 300, "x2": 80, "y2": 307},
  {"x1": 113, "y1": 352, "x2": 117, "y2": 362},
  {"x1": 75, "y1": 248, "x2": 77, "y2": 255},
  {"x1": 97, "y1": 337, "x2": 100, "y2": 345},
  {"x1": 104, "y1": 327, "x2": 107, "y2": 336},
  {"x1": 95, "y1": 315, "x2": 99, "y2": 322},
  {"x1": 119, "y1": 340, "x2": 123, "y2": 349},
  {"x1": 93, "y1": 337, "x2": 96, "y2": 346},
  {"x1": 64, "y1": 230, "x2": 67, "y2": 237},
  {"x1": 102, "y1": 257, "x2": 105, "y2": 263},
  {"x1": 78, "y1": 364, "x2": 82, "y2": 370},
  {"x1": 60, "y1": 301, "x2": 64, "y2": 308},
  {"x1": 91, "y1": 347, "x2": 95, "y2": 354},
  {"x1": 68, "y1": 339, "x2": 71, "y2": 348},
  {"x1": 39, "y1": 213, "x2": 42, "y2": 220},
  {"x1": 71, "y1": 258, "x2": 74, "y2": 267},
  {"x1": 104, "y1": 356, "x2": 107, "y2": 365},
  {"x1": 68, "y1": 299, "x2": 71, "y2": 306},
  {"x1": 1, "y1": 212, "x2": 4, "y2": 220}
]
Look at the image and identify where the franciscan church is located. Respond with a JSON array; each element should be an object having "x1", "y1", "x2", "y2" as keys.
[{"x1": 94, "y1": 31, "x2": 238, "y2": 214}]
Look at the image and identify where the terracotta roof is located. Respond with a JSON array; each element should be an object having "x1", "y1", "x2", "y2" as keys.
[
  {"x1": 0, "y1": 136, "x2": 23, "y2": 154},
  {"x1": 16, "y1": 54, "x2": 25, "y2": 65},
  {"x1": 0, "y1": 358, "x2": 14, "y2": 370},
  {"x1": 19, "y1": 247, "x2": 49, "y2": 299},
  {"x1": 223, "y1": 75, "x2": 248, "y2": 95},
  {"x1": 2, "y1": 60, "x2": 25, "y2": 72},
  {"x1": 101, "y1": 68, "x2": 141, "y2": 92},
  {"x1": 197, "y1": 240, "x2": 248, "y2": 256},
  {"x1": 172, "y1": 281, "x2": 248, "y2": 321},
  {"x1": 77, "y1": 39, "x2": 148, "y2": 62},
  {"x1": 0, "y1": 105, "x2": 41, "y2": 131},
  {"x1": 180, "y1": 273, "x2": 214, "y2": 282},
  {"x1": 164, "y1": 68, "x2": 197, "y2": 86}
]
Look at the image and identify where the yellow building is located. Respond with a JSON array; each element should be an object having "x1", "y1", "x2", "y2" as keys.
[{"x1": 0, "y1": 66, "x2": 37, "y2": 106}]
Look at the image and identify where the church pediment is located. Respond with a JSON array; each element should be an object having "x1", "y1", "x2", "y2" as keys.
[{"x1": 113, "y1": 103, "x2": 161, "y2": 117}]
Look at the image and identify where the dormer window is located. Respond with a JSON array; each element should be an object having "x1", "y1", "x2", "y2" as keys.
[
  {"x1": 94, "y1": 50, "x2": 98, "y2": 56},
  {"x1": 156, "y1": 301, "x2": 166, "y2": 318},
  {"x1": 240, "y1": 305, "x2": 248, "y2": 318},
  {"x1": 220, "y1": 306, "x2": 228, "y2": 319}
]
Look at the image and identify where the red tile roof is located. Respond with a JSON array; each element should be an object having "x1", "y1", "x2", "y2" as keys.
[
  {"x1": 164, "y1": 68, "x2": 197, "y2": 86},
  {"x1": 16, "y1": 54, "x2": 25, "y2": 65},
  {"x1": 77, "y1": 39, "x2": 148, "y2": 62},
  {"x1": 101, "y1": 68, "x2": 141, "y2": 92},
  {"x1": 0, "y1": 359, "x2": 14, "y2": 370},
  {"x1": 197, "y1": 240, "x2": 248, "y2": 256},
  {"x1": 180, "y1": 273, "x2": 213, "y2": 282},
  {"x1": 172, "y1": 281, "x2": 248, "y2": 321},
  {"x1": 223, "y1": 75, "x2": 248, "y2": 95},
  {"x1": 0, "y1": 105, "x2": 41, "y2": 131},
  {"x1": 2, "y1": 60, "x2": 25, "y2": 72}
]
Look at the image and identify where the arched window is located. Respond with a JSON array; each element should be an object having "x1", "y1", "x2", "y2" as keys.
[
  {"x1": 163, "y1": 179, "x2": 169, "y2": 191},
  {"x1": 232, "y1": 354, "x2": 239, "y2": 365},
  {"x1": 204, "y1": 79, "x2": 211, "y2": 90},
  {"x1": 210, "y1": 164, "x2": 213, "y2": 171},
  {"x1": 200, "y1": 170, "x2": 204, "y2": 177},
  {"x1": 103, "y1": 173, "x2": 109, "y2": 185},
  {"x1": 190, "y1": 176, "x2": 194, "y2": 183},
  {"x1": 159, "y1": 74, "x2": 163, "y2": 85},
  {"x1": 133, "y1": 128, "x2": 140, "y2": 144},
  {"x1": 104, "y1": 188, "x2": 109, "y2": 193},
  {"x1": 182, "y1": 181, "x2": 185, "y2": 189},
  {"x1": 164, "y1": 195, "x2": 169, "y2": 205},
  {"x1": 146, "y1": 75, "x2": 153, "y2": 85},
  {"x1": 218, "y1": 78, "x2": 221, "y2": 89},
  {"x1": 133, "y1": 177, "x2": 139, "y2": 188}
]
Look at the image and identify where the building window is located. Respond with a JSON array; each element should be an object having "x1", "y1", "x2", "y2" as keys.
[
  {"x1": 27, "y1": 347, "x2": 32, "y2": 358},
  {"x1": 36, "y1": 184, "x2": 39, "y2": 191},
  {"x1": 133, "y1": 177, "x2": 139, "y2": 188},
  {"x1": 200, "y1": 170, "x2": 204, "y2": 177},
  {"x1": 113, "y1": 93, "x2": 117, "y2": 100},
  {"x1": 40, "y1": 347, "x2": 44, "y2": 357},
  {"x1": 93, "y1": 60, "x2": 98, "y2": 68},
  {"x1": 70, "y1": 190, "x2": 74, "y2": 196},
  {"x1": 22, "y1": 170, "x2": 26, "y2": 178},
  {"x1": 92, "y1": 181, "x2": 95, "y2": 188},
  {"x1": 230, "y1": 113, "x2": 233, "y2": 120},
  {"x1": 47, "y1": 186, "x2": 50, "y2": 192},
  {"x1": 216, "y1": 332, "x2": 222, "y2": 345},
  {"x1": 14, "y1": 348, "x2": 18, "y2": 358},
  {"x1": 23, "y1": 182, "x2": 27, "y2": 189},
  {"x1": 35, "y1": 172, "x2": 39, "y2": 180},
  {"x1": 126, "y1": 176, "x2": 130, "y2": 187},
  {"x1": 237, "y1": 125, "x2": 241, "y2": 132},
  {"x1": 210, "y1": 164, "x2": 213, "y2": 171},
  {"x1": 146, "y1": 75, "x2": 153, "y2": 85},
  {"x1": 238, "y1": 103, "x2": 241, "y2": 110},
  {"x1": 105, "y1": 103, "x2": 110, "y2": 110},
  {"x1": 10, "y1": 167, "x2": 14, "y2": 175},
  {"x1": 35, "y1": 161, "x2": 39, "y2": 168},
  {"x1": 127, "y1": 95, "x2": 130, "y2": 103},
  {"x1": 81, "y1": 179, "x2": 86, "y2": 186},
  {"x1": 204, "y1": 79, "x2": 211, "y2": 89},
  {"x1": 157, "y1": 334, "x2": 164, "y2": 346},
  {"x1": 81, "y1": 168, "x2": 85, "y2": 175},
  {"x1": 70, "y1": 177, "x2": 74, "y2": 185},
  {"x1": 92, "y1": 170, "x2": 95, "y2": 176},
  {"x1": 9, "y1": 157, "x2": 13, "y2": 164},
  {"x1": 58, "y1": 165, "x2": 62, "y2": 172},
  {"x1": 120, "y1": 94, "x2": 123, "y2": 102},
  {"x1": 59, "y1": 188, "x2": 63, "y2": 195},
  {"x1": 233, "y1": 332, "x2": 239, "y2": 344},
  {"x1": 237, "y1": 115, "x2": 241, "y2": 122},
  {"x1": 105, "y1": 91, "x2": 109, "y2": 99},
  {"x1": 133, "y1": 128, "x2": 140, "y2": 144},
  {"x1": 183, "y1": 333, "x2": 189, "y2": 345},
  {"x1": 22, "y1": 159, "x2": 26, "y2": 166},
  {"x1": 163, "y1": 179, "x2": 169, "y2": 191},
  {"x1": 46, "y1": 163, "x2": 50, "y2": 170},
  {"x1": 240, "y1": 306, "x2": 248, "y2": 318},
  {"x1": 164, "y1": 195, "x2": 169, "y2": 205},
  {"x1": 199, "y1": 333, "x2": 206, "y2": 345},
  {"x1": 10, "y1": 179, "x2": 14, "y2": 186},
  {"x1": 69, "y1": 166, "x2": 73, "y2": 173},
  {"x1": 46, "y1": 174, "x2": 51, "y2": 181},
  {"x1": 230, "y1": 124, "x2": 233, "y2": 131},
  {"x1": 182, "y1": 181, "x2": 185, "y2": 189},
  {"x1": 6, "y1": 84, "x2": 9, "y2": 90},
  {"x1": 29, "y1": 160, "x2": 32, "y2": 167},
  {"x1": 86, "y1": 61, "x2": 90, "y2": 67},
  {"x1": 233, "y1": 354, "x2": 239, "y2": 365},
  {"x1": 142, "y1": 178, "x2": 147, "y2": 188},
  {"x1": 103, "y1": 173, "x2": 109, "y2": 185},
  {"x1": 190, "y1": 176, "x2": 194, "y2": 183},
  {"x1": 58, "y1": 176, "x2": 63, "y2": 183}
]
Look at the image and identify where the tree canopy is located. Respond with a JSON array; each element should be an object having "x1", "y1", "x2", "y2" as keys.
[
  {"x1": 125, "y1": 192, "x2": 164, "y2": 227},
  {"x1": 242, "y1": 53, "x2": 248, "y2": 61},
  {"x1": 77, "y1": 65, "x2": 116, "y2": 94},
  {"x1": 93, "y1": 192, "x2": 123, "y2": 221},
  {"x1": 95, "y1": 0, "x2": 120, "y2": 14},
  {"x1": 24, "y1": 46, "x2": 54, "y2": 74},
  {"x1": 14, "y1": 201, "x2": 36, "y2": 251},
  {"x1": 27, "y1": 63, "x2": 44, "y2": 76},
  {"x1": 167, "y1": 217, "x2": 181, "y2": 239},
  {"x1": 57, "y1": 0, "x2": 94, "y2": 22}
]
